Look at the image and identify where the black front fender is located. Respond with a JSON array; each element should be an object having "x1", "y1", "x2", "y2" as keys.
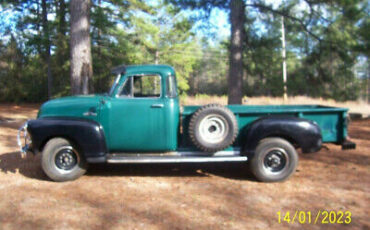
[
  {"x1": 242, "y1": 116, "x2": 322, "y2": 154},
  {"x1": 27, "y1": 118, "x2": 107, "y2": 162}
]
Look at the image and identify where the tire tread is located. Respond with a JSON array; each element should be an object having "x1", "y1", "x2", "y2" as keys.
[
  {"x1": 188, "y1": 104, "x2": 238, "y2": 152},
  {"x1": 41, "y1": 137, "x2": 87, "y2": 182}
]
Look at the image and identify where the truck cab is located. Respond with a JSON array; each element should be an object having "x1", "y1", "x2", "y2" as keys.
[{"x1": 101, "y1": 65, "x2": 180, "y2": 152}]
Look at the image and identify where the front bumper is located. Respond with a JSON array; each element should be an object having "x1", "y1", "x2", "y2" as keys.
[{"x1": 17, "y1": 121, "x2": 33, "y2": 156}]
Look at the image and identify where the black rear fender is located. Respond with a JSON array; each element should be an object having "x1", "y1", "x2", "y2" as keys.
[
  {"x1": 27, "y1": 118, "x2": 107, "y2": 161},
  {"x1": 242, "y1": 116, "x2": 322, "y2": 154}
]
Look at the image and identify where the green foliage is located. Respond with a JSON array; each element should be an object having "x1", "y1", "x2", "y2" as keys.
[
  {"x1": 124, "y1": 2, "x2": 201, "y2": 93},
  {"x1": 0, "y1": 36, "x2": 48, "y2": 103},
  {"x1": 89, "y1": 0, "x2": 201, "y2": 94},
  {"x1": 0, "y1": 0, "x2": 368, "y2": 102},
  {"x1": 188, "y1": 43, "x2": 228, "y2": 95},
  {"x1": 239, "y1": 0, "x2": 368, "y2": 101}
]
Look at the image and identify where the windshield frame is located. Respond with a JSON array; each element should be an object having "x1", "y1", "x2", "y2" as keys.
[{"x1": 108, "y1": 74, "x2": 122, "y2": 96}]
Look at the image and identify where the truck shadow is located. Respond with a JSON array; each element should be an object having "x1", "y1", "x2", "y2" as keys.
[
  {"x1": 87, "y1": 162, "x2": 256, "y2": 181},
  {"x1": 0, "y1": 151, "x2": 256, "y2": 181},
  {"x1": 0, "y1": 151, "x2": 47, "y2": 180},
  {"x1": 348, "y1": 118, "x2": 370, "y2": 141}
]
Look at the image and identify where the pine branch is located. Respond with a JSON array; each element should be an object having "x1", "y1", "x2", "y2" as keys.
[{"x1": 247, "y1": 3, "x2": 322, "y2": 42}]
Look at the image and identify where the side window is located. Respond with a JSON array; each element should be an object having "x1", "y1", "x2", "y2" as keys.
[
  {"x1": 166, "y1": 75, "x2": 177, "y2": 98},
  {"x1": 133, "y1": 75, "x2": 161, "y2": 98},
  {"x1": 118, "y1": 77, "x2": 132, "y2": 97}
]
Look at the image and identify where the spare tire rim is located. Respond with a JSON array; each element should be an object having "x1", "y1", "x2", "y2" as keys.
[
  {"x1": 262, "y1": 148, "x2": 288, "y2": 174},
  {"x1": 199, "y1": 114, "x2": 229, "y2": 144}
]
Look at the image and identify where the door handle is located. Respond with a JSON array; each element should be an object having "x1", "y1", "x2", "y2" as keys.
[{"x1": 151, "y1": 104, "x2": 164, "y2": 108}]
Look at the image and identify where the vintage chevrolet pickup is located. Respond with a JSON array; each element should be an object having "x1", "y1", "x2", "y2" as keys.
[{"x1": 18, "y1": 65, "x2": 356, "y2": 182}]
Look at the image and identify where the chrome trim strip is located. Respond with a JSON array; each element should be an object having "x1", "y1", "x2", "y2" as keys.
[
  {"x1": 109, "y1": 150, "x2": 241, "y2": 158},
  {"x1": 106, "y1": 156, "x2": 247, "y2": 163},
  {"x1": 83, "y1": 111, "x2": 97, "y2": 116},
  {"x1": 177, "y1": 150, "x2": 241, "y2": 157},
  {"x1": 150, "y1": 104, "x2": 164, "y2": 108}
]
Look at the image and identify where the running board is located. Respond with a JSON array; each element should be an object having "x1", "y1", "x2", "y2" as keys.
[{"x1": 106, "y1": 155, "x2": 248, "y2": 163}]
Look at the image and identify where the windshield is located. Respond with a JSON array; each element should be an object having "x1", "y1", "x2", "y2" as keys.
[{"x1": 108, "y1": 74, "x2": 121, "y2": 96}]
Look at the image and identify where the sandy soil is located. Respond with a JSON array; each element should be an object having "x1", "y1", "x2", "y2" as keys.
[{"x1": 0, "y1": 104, "x2": 369, "y2": 230}]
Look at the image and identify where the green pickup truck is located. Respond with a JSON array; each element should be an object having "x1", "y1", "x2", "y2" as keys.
[{"x1": 18, "y1": 65, "x2": 355, "y2": 182}]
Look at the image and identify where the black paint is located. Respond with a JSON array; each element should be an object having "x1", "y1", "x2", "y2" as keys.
[
  {"x1": 27, "y1": 118, "x2": 107, "y2": 160},
  {"x1": 242, "y1": 116, "x2": 322, "y2": 154}
]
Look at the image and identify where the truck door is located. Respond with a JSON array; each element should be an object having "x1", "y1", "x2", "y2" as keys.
[{"x1": 107, "y1": 74, "x2": 168, "y2": 152}]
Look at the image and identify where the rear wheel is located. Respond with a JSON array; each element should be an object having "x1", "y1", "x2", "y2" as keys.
[
  {"x1": 41, "y1": 138, "x2": 87, "y2": 182},
  {"x1": 250, "y1": 137, "x2": 298, "y2": 182}
]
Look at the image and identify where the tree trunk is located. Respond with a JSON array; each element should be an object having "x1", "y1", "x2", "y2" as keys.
[
  {"x1": 367, "y1": 59, "x2": 370, "y2": 103},
  {"x1": 96, "y1": 0, "x2": 102, "y2": 92},
  {"x1": 56, "y1": 0, "x2": 67, "y2": 80},
  {"x1": 228, "y1": 0, "x2": 245, "y2": 104},
  {"x1": 58, "y1": 0, "x2": 67, "y2": 35},
  {"x1": 155, "y1": 50, "x2": 159, "y2": 64},
  {"x1": 70, "y1": 0, "x2": 93, "y2": 95},
  {"x1": 41, "y1": 0, "x2": 53, "y2": 99}
]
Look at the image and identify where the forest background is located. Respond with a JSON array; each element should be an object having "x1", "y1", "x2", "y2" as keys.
[{"x1": 0, "y1": 0, "x2": 369, "y2": 103}]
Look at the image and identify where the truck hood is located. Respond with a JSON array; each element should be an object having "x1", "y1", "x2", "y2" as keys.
[{"x1": 38, "y1": 95, "x2": 102, "y2": 118}]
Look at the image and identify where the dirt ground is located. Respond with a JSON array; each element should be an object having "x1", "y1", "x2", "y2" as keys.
[{"x1": 0, "y1": 104, "x2": 369, "y2": 230}]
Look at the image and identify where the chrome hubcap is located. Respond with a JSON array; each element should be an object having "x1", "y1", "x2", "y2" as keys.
[
  {"x1": 263, "y1": 148, "x2": 288, "y2": 173},
  {"x1": 55, "y1": 147, "x2": 77, "y2": 170}
]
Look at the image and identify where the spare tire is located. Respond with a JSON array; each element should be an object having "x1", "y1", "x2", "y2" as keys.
[{"x1": 188, "y1": 104, "x2": 238, "y2": 152}]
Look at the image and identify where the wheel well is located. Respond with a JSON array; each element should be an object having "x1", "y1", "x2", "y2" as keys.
[
  {"x1": 264, "y1": 134, "x2": 299, "y2": 149},
  {"x1": 39, "y1": 136, "x2": 81, "y2": 154},
  {"x1": 243, "y1": 134, "x2": 300, "y2": 158}
]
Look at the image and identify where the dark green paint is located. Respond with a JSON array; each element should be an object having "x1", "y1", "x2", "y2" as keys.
[
  {"x1": 38, "y1": 65, "x2": 349, "y2": 153},
  {"x1": 183, "y1": 105, "x2": 348, "y2": 143}
]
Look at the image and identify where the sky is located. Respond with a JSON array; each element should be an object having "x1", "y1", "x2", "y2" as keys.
[
  {"x1": 0, "y1": 0, "x2": 294, "y2": 44},
  {"x1": 0, "y1": 2, "x2": 231, "y2": 44},
  {"x1": 0, "y1": 6, "x2": 16, "y2": 35},
  {"x1": 190, "y1": 0, "x2": 289, "y2": 43},
  {"x1": 192, "y1": 8, "x2": 243, "y2": 44}
]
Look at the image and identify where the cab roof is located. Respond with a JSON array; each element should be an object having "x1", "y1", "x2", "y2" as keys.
[{"x1": 112, "y1": 64, "x2": 175, "y2": 77}]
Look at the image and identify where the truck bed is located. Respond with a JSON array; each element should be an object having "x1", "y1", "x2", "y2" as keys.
[{"x1": 181, "y1": 105, "x2": 348, "y2": 147}]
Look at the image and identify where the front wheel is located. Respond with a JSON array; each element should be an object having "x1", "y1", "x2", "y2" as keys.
[
  {"x1": 41, "y1": 138, "x2": 87, "y2": 182},
  {"x1": 250, "y1": 137, "x2": 298, "y2": 182}
]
